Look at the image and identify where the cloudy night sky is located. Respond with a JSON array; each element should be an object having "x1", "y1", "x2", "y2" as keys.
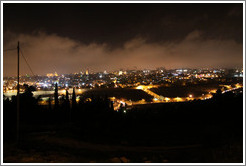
[{"x1": 3, "y1": 3, "x2": 243, "y2": 76}]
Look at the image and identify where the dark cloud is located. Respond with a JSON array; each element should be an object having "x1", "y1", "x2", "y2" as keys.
[
  {"x1": 3, "y1": 3, "x2": 243, "y2": 76},
  {"x1": 3, "y1": 30, "x2": 243, "y2": 76},
  {"x1": 3, "y1": 3, "x2": 243, "y2": 45}
]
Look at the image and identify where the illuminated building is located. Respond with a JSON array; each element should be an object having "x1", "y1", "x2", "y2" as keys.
[
  {"x1": 47, "y1": 73, "x2": 54, "y2": 77},
  {"x1": 47, "y1": 72, "x2": 58, "y2": 77}
]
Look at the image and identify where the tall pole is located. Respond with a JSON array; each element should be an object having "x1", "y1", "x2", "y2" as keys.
[{"x1": 17, "y1": 41, "x2": 20, "y2": 143}]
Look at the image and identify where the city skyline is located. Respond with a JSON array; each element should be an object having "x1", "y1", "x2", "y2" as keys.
[
  {"x1": 2, "y1": 2, "x2": 244, "y2": 163},
  {"x1": 2, "y1": 66, "x2": 243, "y2": 78},
  {"x1": 3, "y1": 3, "x2": 243, "y2": 76}
]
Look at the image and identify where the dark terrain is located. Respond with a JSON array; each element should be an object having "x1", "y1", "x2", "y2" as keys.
[{"x1": 3, "y1": 87, "x2": 243, "y2": 163}]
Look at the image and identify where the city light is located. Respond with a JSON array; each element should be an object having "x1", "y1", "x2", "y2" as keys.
[
  {"x1": 2, "y1": 3, "x2": 244, "y2": 163},
  {"x1": 174, "y1": 97, "x2": 183, "y2": 102},
  {"x1": 165, "y1": 97, "x2": 170, "y2": 102},
  {"x1": 136, "y1": 85, "x2": 144, "y2": 90}
]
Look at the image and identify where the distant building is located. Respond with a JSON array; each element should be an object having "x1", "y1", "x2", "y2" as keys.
[
  {"x1": 47, "y1": 73, "x2": 53, "y2": 77},
  {"x1": 47, "y1": 72, "x2": 58, "y2": 77},
  {"x1": 157, "y1": 67, "x2": 166, "y2": 73},
  {"x1": 86, "y1": 69, "x2": 89, "y2": 75}
]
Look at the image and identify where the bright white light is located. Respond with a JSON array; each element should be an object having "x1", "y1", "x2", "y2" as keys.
[
  {"x1": 136, "y1": 85, "x2": 144, "y2": 90},
  {"x1": 153, "y1": 98, "x2": 158, "y2": 101}
]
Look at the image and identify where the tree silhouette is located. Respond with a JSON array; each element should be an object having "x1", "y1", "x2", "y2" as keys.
[
  {"x1": 72, "y1": 87, "x2": 76, "y2": 110},
  {"x1": 65, "y1": 89, "x2": 70, "y2": 110},
  {"x1": 22, "y1": 84, "x2": 35, "y2": 98},
  {"x1": 216, "y1": 88, "x2": 222, "y2": 95},
  {"x1": 48, "y1": 97, "x2": 52, "y2": 111},
  {"x1": 65, "y1": 89, "x2": 71, "y2": 122},
  {"x1": 110, "y1": 101, "x2": 114, "y2": 111},
  {"x1": 54, "y1": 83, "x2": 59, "y2": 109},
  {"x1": 66, "y1": 89, "x2": 69, "y2": 102}
]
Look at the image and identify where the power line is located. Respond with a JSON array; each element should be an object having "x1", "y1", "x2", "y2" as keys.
[
  {"x1": 20, "y1": 48, "x2": 35, "y2": 76},
  {"x1": 4, "y1": 46, "x2": 36, "y2": 76},
  {"x1": 3, "y1": 48, "x2": 17, "y2": 52}
]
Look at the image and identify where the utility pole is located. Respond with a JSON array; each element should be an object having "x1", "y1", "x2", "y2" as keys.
[{"x1": 17, "y1": 41, "x2": 20, "y2": 143}]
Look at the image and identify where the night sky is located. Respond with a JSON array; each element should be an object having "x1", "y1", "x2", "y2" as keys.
[{"x1": 3, "y1": 3, "x2": 243, "y2": 76}]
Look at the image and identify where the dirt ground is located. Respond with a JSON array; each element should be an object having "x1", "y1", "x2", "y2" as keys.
[{"x1": 3, "y1": 130, "x2": 243, "y2": 163}]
